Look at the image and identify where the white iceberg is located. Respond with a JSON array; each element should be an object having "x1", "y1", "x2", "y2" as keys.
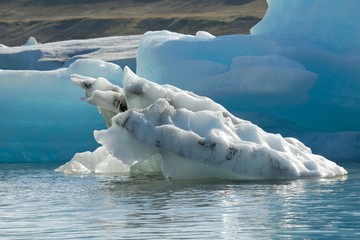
[{"x1": 56, "y1": 67, "x2": 347, "y2": 180}]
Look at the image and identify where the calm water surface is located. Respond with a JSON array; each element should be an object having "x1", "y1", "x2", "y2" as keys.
[{"x1": 1, "y1": 162, "x2": 359, "y2": 239}]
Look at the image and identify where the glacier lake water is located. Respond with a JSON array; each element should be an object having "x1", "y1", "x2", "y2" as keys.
[{"x1": 1, "y1": 162, "x2": 359, "y2": 239}]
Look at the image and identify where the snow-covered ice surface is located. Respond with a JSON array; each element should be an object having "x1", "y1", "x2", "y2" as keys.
[{"x1": 0, "y1": 1, "x2": 357, "y2": 179}]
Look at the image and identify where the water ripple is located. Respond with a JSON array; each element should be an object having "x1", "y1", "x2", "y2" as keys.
[{"x1": 0, "y1": 162, "x2": 359, "y2": 239}]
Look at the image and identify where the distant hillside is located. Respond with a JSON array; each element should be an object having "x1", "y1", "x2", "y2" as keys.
[{"x1": 0, "y1": 0, "x2": 267, "y2": 46}]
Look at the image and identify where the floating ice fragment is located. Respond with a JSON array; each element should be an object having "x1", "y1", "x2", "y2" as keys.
[
  {"x1": 55, "y1": 146, "x2": 130, "y2": 174},
  {"x1": 196, "y1": 31, "x2": 215, "y2": 40},
  {"x1": 24, "y1": 36, "x2": 38, "y2": 46}
]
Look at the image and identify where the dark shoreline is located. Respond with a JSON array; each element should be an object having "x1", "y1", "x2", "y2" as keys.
[{"x1": 0, "y1": 0, "x2": 267, "y2": 46}]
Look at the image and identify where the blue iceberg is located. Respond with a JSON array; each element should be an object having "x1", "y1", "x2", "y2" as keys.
[
  {"x1": 0, "y1": 0, "x2": 357, "y2": 179},
  {"x1": 136, "y1": 0, "x2": 360, "y2": 160}
]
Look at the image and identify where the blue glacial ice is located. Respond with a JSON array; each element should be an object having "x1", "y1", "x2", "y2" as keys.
[
  {"x1": 0, "y1": 0, "x2": 358, "y2": 179},
  {"x1": 136, "y1": 0, "x2": 360, "y2": 160},
  {"x1": 0, "y1": 59, "x2": 124, "y2": 162}
]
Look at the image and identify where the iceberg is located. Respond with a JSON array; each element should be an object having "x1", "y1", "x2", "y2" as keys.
[
  {"x1": 0, "y1": 35, "x2": 139, "y2": 70},
  {"x1": 56, "y1": 67, "x2": 347, "y2": 180}
]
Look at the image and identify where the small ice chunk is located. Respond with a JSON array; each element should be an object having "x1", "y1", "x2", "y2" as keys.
[
  {"x1": 24, "y1": 36, "x2": 38, "y2": 46},
  {"x1": 196, "y1": 31, "x2": 215, "y2": 39}
]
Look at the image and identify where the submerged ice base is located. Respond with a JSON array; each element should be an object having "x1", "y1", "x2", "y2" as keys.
[{"x1": 56, "y1": 67, "x2": 347, "y2": 180}]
